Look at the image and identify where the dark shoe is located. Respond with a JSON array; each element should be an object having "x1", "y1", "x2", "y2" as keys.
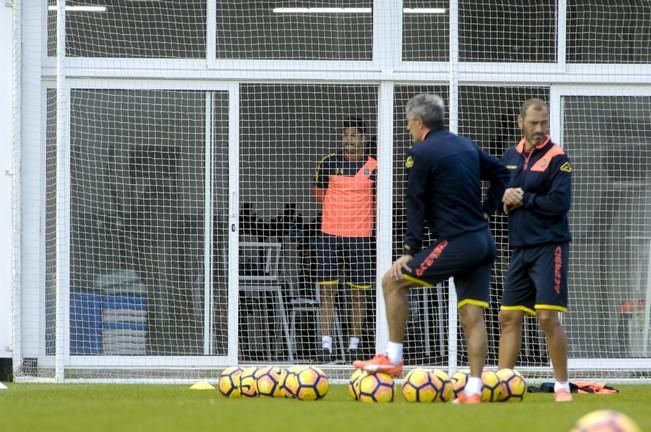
[
  {"x1": 317, "y1": 348, "x2": 336, "y2": 364},
  {"x1": 346, "y1": 348, "x2": 358, "y2": 363}
]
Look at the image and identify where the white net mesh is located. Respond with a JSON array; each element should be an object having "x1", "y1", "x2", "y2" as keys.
[
  {"x1": 567, "y1": 1, "x2": 651, "y2": 64},
  {"x1": 13, "y1": 1, "x2": 651, "y2": 381}
]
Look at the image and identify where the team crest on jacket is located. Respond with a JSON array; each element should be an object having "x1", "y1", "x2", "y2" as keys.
[
  {"x1": 405, "y1": 156, "x2": 414, "y2": 168},
  {"x1": 560, "y1": 162, "x2": 572, "y2": 173}
]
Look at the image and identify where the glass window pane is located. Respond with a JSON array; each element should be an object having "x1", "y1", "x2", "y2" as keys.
[
  {"x1": 68, "y1": 90, "x2": 209, "y2": 355},
  {"x1": 563, "y1": 96, "x2": 651, "y2": 358},
  {"x1": 567, "y1": 1, "x2": 651, "y2": 63},
  {"x1": 402, "y1": 1, "x2": 449, "y2": 62},
  {"x1": 47, "y1": 0, "x2": 206, "y2": 58},
  {"x1": 238, "y1": 84, "x2": 378, "y2": 362},
  {"x1": 459, "y1": 0, "x2": 556, "y2": 62},
  {"x1": 217, "y1": 1, "x2": 373, "y2": 60}
]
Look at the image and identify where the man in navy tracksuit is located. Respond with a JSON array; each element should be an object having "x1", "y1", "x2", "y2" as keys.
[
  {"x1": 498, "y1": 98, "x2": 574, "y2": 402},
  {"x1": 354, "y1": 94, "x2": 510, "y2": 404}
]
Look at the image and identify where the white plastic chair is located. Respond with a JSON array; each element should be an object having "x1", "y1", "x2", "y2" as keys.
[
  {"x1": 239, "y1": 241, "x2": 293, "y2": 361},
  {"x1": 280, "y1": 239, "x2": 344, "y2": 361}
]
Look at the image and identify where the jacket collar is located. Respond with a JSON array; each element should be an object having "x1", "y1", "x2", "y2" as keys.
[
  {"x1": 422, "y1": 127, "x2": 448, "y2": 142},
  {"x1": 516, "y1": 136, "x2": 551, "y2": 154}
]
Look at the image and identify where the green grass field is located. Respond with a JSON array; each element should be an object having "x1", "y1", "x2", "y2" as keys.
[{"x1": 1, "y1": 383, "x2": 649, "y2": 432}]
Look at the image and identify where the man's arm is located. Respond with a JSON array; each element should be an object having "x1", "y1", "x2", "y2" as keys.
[
  {"x1": 478, "y1": 146, "x2": 511, "y2": 216},
  {"x1": 522, "y1": 156, "x2": 572, "y2": 216},
  {"x1": 313, "y1": 153, "x2": 335, "y2": 204},
  {"x1": 403, "y1": 151, "x2": 429, "y2": 255},
  {"x1": 313, "y1": 187, "x2": 326, "y2": 204}
]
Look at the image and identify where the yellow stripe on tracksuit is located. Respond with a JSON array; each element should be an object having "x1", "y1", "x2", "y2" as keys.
[
  {"x1": 403, "y1": 275, "x2": 488, "y2": 309},
  {"x1": 501, "y1": 305, "x2": 536, "y2": 316},
  {"x1": 535, "y1": 304, "x2": 568, "y2": 312},
  {"x1": 317, "y1": 280, "x2": 339, "y2": 285},
  {"x1": 402, "y1": 274, "x2": 434, "y2": 288},
  {"x1": 457, "y1": 299, "x2": 489, "y2": 309},
  {"x1": 347, "y1": 282, "x2": 372, "y2": 290}
]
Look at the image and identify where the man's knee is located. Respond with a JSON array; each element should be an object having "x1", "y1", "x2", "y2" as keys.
[
  {"x1": 537, "y1": 310, "x2": 560, "y2": 332},
  {"x1": 499, "y1": 309, "x2": 524, "y2": 330},
  {"x1": 381, "y1": 271, "x2": 410, "y2": 296},
  {"x1": 459, "y1": 305, "x2": 484, "y2": 328}
]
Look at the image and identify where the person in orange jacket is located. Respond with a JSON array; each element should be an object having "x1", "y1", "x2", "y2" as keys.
[{"x1": 313, "y1": 118, "x2": 376, "y2": 363}]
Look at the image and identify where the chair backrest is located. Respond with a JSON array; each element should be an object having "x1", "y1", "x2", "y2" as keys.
[{"x1": 239, "y1": 241, "x2": 282, "y2": 283}]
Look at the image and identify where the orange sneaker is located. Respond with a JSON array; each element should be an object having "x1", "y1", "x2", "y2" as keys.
[
  {"x1": 452, "y1": 392, "x2": 481, "y2": 404},
  {"x1": 554, "y1": 390, "x2": 573, "y2": 402},
  {"x1": 352, "y1": 353, "x2": 403, "y2": 377}
]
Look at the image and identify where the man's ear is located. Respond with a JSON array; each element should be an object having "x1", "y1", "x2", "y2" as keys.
[{"x1": 517, "y1": 115, "x2": 524, "y2": 129}]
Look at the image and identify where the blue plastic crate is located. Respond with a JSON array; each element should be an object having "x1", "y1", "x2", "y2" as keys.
[
  {"x1": 70, "y1": 292, "x2": 102, "y2": 355},
  {"x1": 102, "y1": 294, "x2": 147, "y2": 312}
]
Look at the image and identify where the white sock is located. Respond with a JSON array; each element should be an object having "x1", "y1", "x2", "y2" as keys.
[
  {"x1": 554, "y1": 381, "x2": 570, "y2": 393},
  {"x1": 465, "y1": 376, "x2": 483, "y2": 396},
  {"x1": 386, "y1": 341, "x2": 403, "y2": 364},
  {"x1": 348, "y1": 337, "x2": 360, "y2": 351},
  {"x1": 322, "y1": 336, "x2": 332, "y2": 352}
]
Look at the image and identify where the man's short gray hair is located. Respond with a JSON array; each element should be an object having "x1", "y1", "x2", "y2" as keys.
[{"x1": 405, "y1": 94, "x2": 445, "y2": 129}]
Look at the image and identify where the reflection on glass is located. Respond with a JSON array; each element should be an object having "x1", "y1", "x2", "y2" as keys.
[
  {"x1": 216, "y1": 1, "x2": 373, "y2": 60},
  {"x1": 402, "y1": 0, "x2": 449, "y2": 61},
  {"x1": 567, "y1": 1, "x2": 651, "y2": 64},
  {"x1": 563, "y1": 96, "x2": 651, "y2": 358},
  {"x1": 47, "y1": 0, "x2": 207, "y2": 58},
  {"x1": 459, "y1": 0, "x2": 556, "y2": 63}
]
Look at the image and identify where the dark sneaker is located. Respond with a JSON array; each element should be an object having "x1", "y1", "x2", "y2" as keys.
[{"x1": 318, "y1": 348, "x2": 336, "y2": 364}]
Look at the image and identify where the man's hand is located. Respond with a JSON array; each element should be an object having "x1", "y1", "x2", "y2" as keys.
[
  {"x1": 502, "y1": 187, "x2": 524, "y2": 214},
  {"x1": 390, "y1": 255, "x2": 413, "y2": 280}
]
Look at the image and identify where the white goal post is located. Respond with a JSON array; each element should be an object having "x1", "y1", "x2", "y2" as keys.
[{"x1": 10, "y1": 0, "x2": 651, "y2": 383}]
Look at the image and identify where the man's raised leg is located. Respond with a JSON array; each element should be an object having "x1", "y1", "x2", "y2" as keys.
[{"x1": 352, "y1": 272, "x2": 411, "y2": 376}]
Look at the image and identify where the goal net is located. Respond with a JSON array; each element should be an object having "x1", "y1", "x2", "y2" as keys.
[{"x1": 13, "y1": 0, "x2": 651, "y2": 382}]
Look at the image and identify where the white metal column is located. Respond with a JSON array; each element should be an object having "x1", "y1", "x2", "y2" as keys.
[
  {"x1": 227, "y1": 83, "x2": 240, "y2": 364},
  {"x1": 373, "y1": 0, "x2": 402, "y2": 352},
  {"x1": 55, "y1": 0, "x2": 70, "y2": 382},
  {"x1": 203, "y1": 92, "x2": 214, "y2": 355},
  {"x1": 447, "y1": 0, "x2": 460, "y2": 374}
]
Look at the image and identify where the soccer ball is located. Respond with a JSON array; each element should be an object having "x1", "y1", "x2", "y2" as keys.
[
  {"x1": 480, "y1": 371, "x2": 506, "y2": 402},
  {"x1": 255, "y1": 366, "x2": 287, "y2": 398},
  {"x1": 496, "y1": 368, "x2": 527, "y2": 402},
  {"x1": 349, "y1": 369, "x2": 368, "y2": 400},
  {"x1": 569, "y1": 410, "x2": 641, "y2": 432},
  {"x1": 239, "y1": 366, "x2": 259, "y2": 398},
  {"x1": 430, "y1": 368, "x2": 453, "y2": 402},
  {"x1": 281, "y1": 365, "x2": 304, "y2": 398},
  {"x1": 450, "y1": 370, "x2": 469, "y2": 399},
  {"x1": 217, "y1": 366, "x2": 243, "y2": 398},
  {"x1": 284, "y1": 366, "x2": 329, "y2": 401},
  {"x1": 401, "y1": 368, "x2": 437, "y2": 402},
  {"x1": 357, "y1": 372, "x2": 395, "y2": 403}
]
